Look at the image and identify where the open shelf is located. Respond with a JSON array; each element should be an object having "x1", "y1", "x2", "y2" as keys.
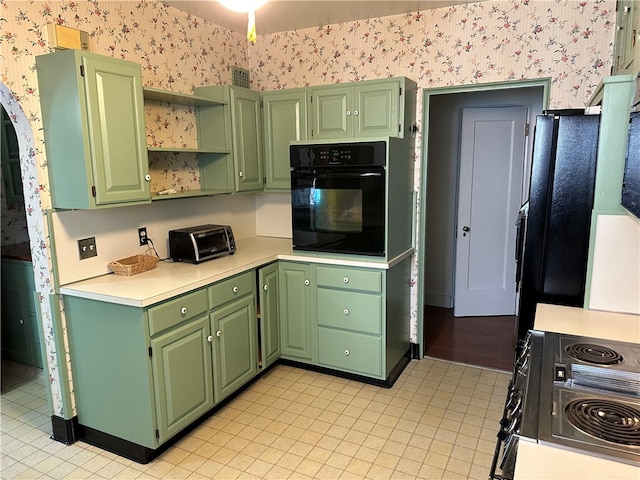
[
  {"x1": 151, "y1": 188, "x2": 232, "y2": 201},
  {"x1": 143, "y1": 87, "x2": 226, "y2": 107},
  {"x1": 147, "y1": 147, "x2": 231, "y2": 154}
]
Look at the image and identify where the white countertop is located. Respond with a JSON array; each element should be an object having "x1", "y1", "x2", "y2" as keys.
[
  {"x1": 534, "y1": 303, "x2": 640, "y2": 344},
  {"x1": 59, "y1": 236, "x2": 413, "y2": 307},
  {"x1": 513, "y1": 303, "x2": 640, "y2": 480}
]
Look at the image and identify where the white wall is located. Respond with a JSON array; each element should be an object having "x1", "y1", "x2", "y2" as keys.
[
  {"x1": 51, "y1": 195, "x2": 257, "y2": 286},
  {"x1": 588, "y1": 214, "x2": 640, "y2": 314},
  {"x1": 255, "y1": 192, "x2": 292, "y2": 239}
]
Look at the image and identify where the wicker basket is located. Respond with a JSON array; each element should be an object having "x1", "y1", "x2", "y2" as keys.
[{"x1": 109, "y1": 252, "x2": 160, "y2": 276}]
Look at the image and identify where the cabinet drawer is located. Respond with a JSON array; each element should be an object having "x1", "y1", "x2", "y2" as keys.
[
  {"x1": 317, "y1": 289, "x2": 381, "y2": 335},
  {"x1": 316, "y1": 266, "x2": 382, "y2": 293},
  {"x1": 148, "y1": 289, "x2": 208, "y2": 337},
  {"x1": 208, "y1": 271, "x2": 254, "y2": 308},
  {"x1": 318, "y1": 327, "x2": 382, "y2": 377}
]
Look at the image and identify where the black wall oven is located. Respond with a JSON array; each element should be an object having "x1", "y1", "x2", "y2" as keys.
[{"x1": 290, "y1": 141, "x2": 386, "y2": 256}]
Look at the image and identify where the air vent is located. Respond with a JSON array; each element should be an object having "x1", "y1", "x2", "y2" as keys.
[{"x1": 232, "y1": 66, "x2": 250, "y2": 89}]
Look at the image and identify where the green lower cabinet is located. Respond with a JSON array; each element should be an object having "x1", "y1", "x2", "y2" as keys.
[
  {"x1": 210, "y1": 294, "x2": 257, "y2": 403},
  {"x1": 258, "y1": 263, "x2": 280, "y2": 369},
  {"x1": 315, "y1": 265, "x2": 385, "y2": 379},
  {"x1": 278, "y1": 262, "x2": 314, "y2": 362},
  {"x1": 64, "y1": 297, "x2": 158, "y2": 449},
  {"x1": 317, "y1": 327, "x2": 383, "y2": 377},
  {"x1": 1, "y1": 259, "x2": 42, "y2": 368},
  {"x1": 151, "y1": 315, "x2": 214, "y2": 443}
]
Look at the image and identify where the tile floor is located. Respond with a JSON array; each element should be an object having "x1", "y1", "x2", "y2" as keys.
[{"x1": 1, "y1": 358, "x2": 510, "y2": 479}]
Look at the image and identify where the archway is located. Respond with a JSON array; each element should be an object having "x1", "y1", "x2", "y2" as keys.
[{"x1": 1, "y1": 82, "x2": 65, "y2": 426}]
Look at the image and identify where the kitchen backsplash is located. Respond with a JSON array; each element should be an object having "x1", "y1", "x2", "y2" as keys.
[{"x1": 49, "y1": 194, "x2": 272, "y2": 286}]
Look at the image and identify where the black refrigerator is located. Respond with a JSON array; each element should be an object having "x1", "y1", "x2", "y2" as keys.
[{"x1": 515, "y1": 111, "x2": 600, "y2": 343}]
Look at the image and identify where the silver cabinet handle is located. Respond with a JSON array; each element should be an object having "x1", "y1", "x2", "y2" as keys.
[
  {"x1": 344, "y1": 349, "x2": 350, "y2": 356},
  {"x1": 346, "y1": 111, "x2": 351, "y2": 116},
  {"x1": 304, "y1": 279, "x2": 310, "y2": 286},
  {"x1": 144, "y1": 174, "x2": 151, "y2": 182},
  {"x1": 353, "y1": 110, "x2": 359, "y2": 116},
  {"x1": 180, "y1": 307, "x2": 187, "y2": 315},
  {"x1": 263, "y1": 284, "x2": 268, "y2": 291},
  {"x1": 19, "y1": 319, "x2": 24, "y2": 325},
  {"x1": 207, "y1": 335, "x2": 213, "y2": 342},
  {"x1": 343, "y1": 277, "x2": 349, "y2": 284},
  {"x1": 232, "y1": 286, "x2": 239, "y2": 293},
  {"x1": 239, "y1": 171, "x2": 244, "y2": 178},
  {"x1": 216, "y1": 330, "x2": 222, "y2": 337},
  {"x1": 343, "y1": 309, "x2": 349, "y2": 315}
]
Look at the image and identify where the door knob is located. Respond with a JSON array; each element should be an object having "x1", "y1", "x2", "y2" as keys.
[{"x1": 216, "y1": 330, "x2": 222, "y2": 337}]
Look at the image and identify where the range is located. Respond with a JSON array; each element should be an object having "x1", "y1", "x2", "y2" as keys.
[{"x1": 491, "y1": 331, "x2": 640, "y2": 479}]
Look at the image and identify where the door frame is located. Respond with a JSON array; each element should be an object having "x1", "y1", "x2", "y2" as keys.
[{"x1": 417, "y1": 78, "x2": 550, "y2": 358}]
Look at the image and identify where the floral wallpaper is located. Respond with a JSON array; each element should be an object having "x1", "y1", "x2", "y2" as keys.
[{"x1": 0, "y1": 0, "x2": 618, "y2": 422}]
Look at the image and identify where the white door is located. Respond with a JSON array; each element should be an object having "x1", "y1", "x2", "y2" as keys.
[{"x1": 454, "y1": 106, "x2": 528, "y2": 316}]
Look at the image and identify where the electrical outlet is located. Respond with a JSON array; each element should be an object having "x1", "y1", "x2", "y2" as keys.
[
  {"x1": 138, "y1": 227, "x2": 148, "y2": 246},
  {"x1": 78, "y1": 237, "x2": 97, "y2": 260}
]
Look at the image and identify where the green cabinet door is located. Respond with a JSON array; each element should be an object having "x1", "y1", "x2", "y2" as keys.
[
  {"x1": 230, "y1": 87, "x2": 264, "y2": 192},
  {"x1": 151, "y1": 315, "x2": 214, "y2": 443},
  {"x1": 310, "y1": 85, "x2": 352, "y2": 139},
  {"x1": 1, "y1": 259, "x2": 42, "y2": 368},
  {"x1": 258, "y1": 263, "x2": 280, "y2": 369},
  {"x1": 210, "y1": 295, "x2": 257, "y2": 402},
  {"x1": 354, "y1": 80, "x2": 400, "y2": 138},
  {"x1": 36, "y1": 50, "x2": 150, "y2": 209},
  {"x1": 262, "y1": 89, "x2": 308, "y2": 191},
  {"x1": 278, "y1": 262, "x2": 314, "y2": 361},
  {"x1": 613, "y1": 0, "x2": 638, "y2": 74},
  {"x1": 310, "y1": 78, "x2": 414, "y2": 140}
]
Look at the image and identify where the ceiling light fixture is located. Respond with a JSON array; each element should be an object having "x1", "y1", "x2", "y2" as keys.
[{"x1": 218, "y1": 0, "x2": 267, "y2": 44}]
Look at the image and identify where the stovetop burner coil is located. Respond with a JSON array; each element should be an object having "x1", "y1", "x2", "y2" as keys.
[
  {"x1": 565, "y1": 343, "x2": 624, "y2": 365},
  {"x1": 565, "y1": 398, "x2": 640, "y2": 446}
]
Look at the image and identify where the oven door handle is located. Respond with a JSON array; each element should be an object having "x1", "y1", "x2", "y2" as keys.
[{"x1": 291, "y1": 171, "x2": 383, "y2": 179}]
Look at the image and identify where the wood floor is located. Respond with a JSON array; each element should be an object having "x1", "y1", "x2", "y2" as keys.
[{"x1": 423, "y1": 305, "x2": 517, "y2": 372}]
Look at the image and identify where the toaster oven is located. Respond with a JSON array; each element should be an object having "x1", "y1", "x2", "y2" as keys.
[{"x1": 168, "y1": 224, "x2": 235, "y2": 264}]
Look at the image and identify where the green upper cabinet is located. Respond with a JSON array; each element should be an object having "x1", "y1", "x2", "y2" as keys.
[
  {"x1": 36, "y1": 50, "x2": 150, "y2": 209},
  {"x1": 613, "y1": 0, "x2": 639, "y2": 75},
  {"x1": 197, "y1": 85, "x2": 264, "y2": 193},
  {"x1": 230, "y1": 86, "x2": 264, "y2": 192},
  {"x1": 262, "y1": 88, "x2": 309, "y2": 191},
  {"x1": 309, "y1": 77, "x2": 416, "y2": 140}
]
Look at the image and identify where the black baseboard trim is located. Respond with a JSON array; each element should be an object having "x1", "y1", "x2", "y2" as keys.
[
  {"x1": 50, "y1": 415, "x2": 79, "y2": 445},
  {"x1": 410, "y1": 342, "x2": 421, "y2": 359},
  {"x1": 280, "y1": 348, "x2": 412, "y2": 389},
  {"x1": 75, "y1": 361, "x2": 278, "y2": 464},
  {"x1": 69, "y1": 352, "x2": 414, "y2": 463}
]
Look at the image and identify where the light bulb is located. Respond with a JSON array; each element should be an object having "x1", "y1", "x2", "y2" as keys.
[{"x1": 218, "y1": 0, "x2": 267, "y2": 14}]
